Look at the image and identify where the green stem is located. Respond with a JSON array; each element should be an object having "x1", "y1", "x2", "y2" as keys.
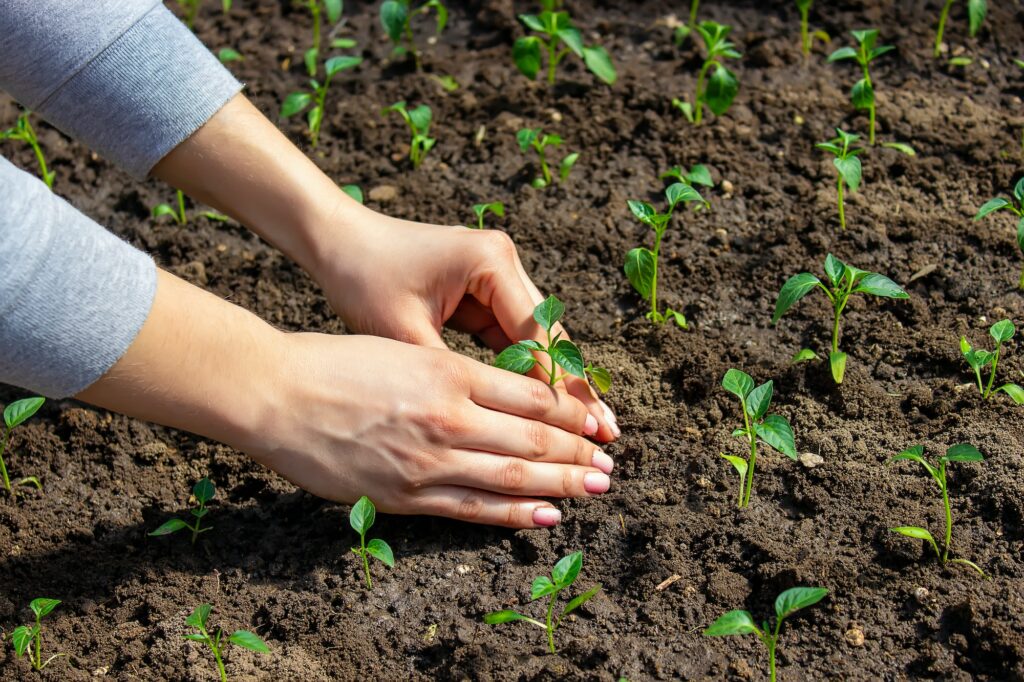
[
  {"x1": 983, "y1": 345, "x2": 1000, "y2": 399},
  {"x1": 545, "y1": 593, "x2": 556, "y2": 654},
  {"x1": 935, "y1": 0, "x2": 954, "y2": 57},
  {"x1": 832, "y1": 290, "x2": 849, "y2": 355},
  {"x1": 869, "y1": 103, "x2": 876, "y2": 146},
  {"x1": 537, "y1": 146, "x2": 551, "y2": 186},
  {"x1": 547, "y1": 39, "x2": 559, "y2": 85},
  {"x1": 689, "y1": 0, "x2": 699, "y2": 28},
  {"x1": 176, "y1": 189, "x2": 187, "y2": 225},
  {"x1": 24, "y1": 118, "x2": 52, "y2": 189},
  {"x1": 941, "y1": 472, "x2": 952, "y2": 563},
  {"x1": 1019, "y1": 265, "x2": 1024, "y2": 290},
  {"x1": 0, "y1": 427, "x2": 11, "y2": 492},
  {"x1": 34, "y1": 616, "x2": 42, "y2": 670},
  {"x1": 309, "y1": 0, "x2": 321, "y2": 61},
  {"x1": 362, "y1": 533, "x2": 372, "y2": 588},
  {"x1": 799, "y1": 8, "x2": 810, "y2": 56},
  {"x1": 837, "y1": 175, "x2": 846, "y2": 230},
  {"x1": 740, "y1": 400, "x2": 756, "y2": 508},
  {"x1": 405, "y1": 22, "x2": 422, "y2": 71},
  {"x1": 650, "y1": 229, "x2": 663, "y2": 320},
  {"x1": 694, "y1": 60, "x2": 714, "y2": 125},
  {"x1": 213, "y1": 639, "x2": 227, "y2": 682}
]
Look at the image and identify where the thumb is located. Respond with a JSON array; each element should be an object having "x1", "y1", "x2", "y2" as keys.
[{"x1": 387, "y1": 305, "x2": 448, "y2": 350}]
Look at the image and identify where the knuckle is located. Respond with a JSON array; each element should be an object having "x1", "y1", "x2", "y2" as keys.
[
  {"x1": 524, "y1": 421, "x2": 550, "y2": 459},
  {"x1": 456, "y1": 492, "x2": 484, "y2": 520},
  {"x1": 561, "y1": 467, "x2": 577, "y2": 497},
  {"x1": 505, "y1": 503, "x2": 521, "y2": 528},
  {"x1": 499, "y1": 460, "x2": 526, "y2": 491},
  {"x1": 482, "y1": 230, "x2": 517, "y2": 261},
  {"x1": 573, "y1": 438, "x2": 591, "y2": 467},
  {"x1": 421, "y1": 408, "x2": 464, "y2": 441},
  {"x1": 528, "y1": 382, "x2": 555, "y2": 417},
  {"x1": 430, "y1": 353, "x2": 470, "y2": 392}
]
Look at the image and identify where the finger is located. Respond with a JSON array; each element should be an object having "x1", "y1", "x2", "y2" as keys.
[
  {"x1": 445, "y1": 296, "x2": 512, "y2": 350},
  {"x1": 466, "y1": 362, "x2": 598, "y2": 436},
  {"x1": 409, "y1": 486, "x2": 564, "y2": 528},
  {"x1": 441, "y1": 450, "x2": 611, "y2": 499},
  {"x1": 457, "y1": 405, "x2": 612, "y2": 471}
]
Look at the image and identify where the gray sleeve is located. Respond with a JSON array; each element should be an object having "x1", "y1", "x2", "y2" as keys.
[
  {"x1": 0, "y1": 157, "x2": 157, "y2": 398},
  {"x1": 0, "y1": 0, "x2": 242, "y2": 178}
]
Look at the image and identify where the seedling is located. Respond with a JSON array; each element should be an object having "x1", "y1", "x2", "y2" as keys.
[
  {"x1": 302, "y1": 0, "x2": 343, "y2": 75},
  {"x1": 1, "y1": 111, "x2": 54, "y2": 189},
  {"x1": 671, "y1": 21, "x2": 741, "y2": 125},
  {"x1": 10, "y1": 599, "x2": 63, "y2": 672},
  {"x1": 888, "y1": 443, "x2": 987, "y2": 577},
  {"x1": 705, "y1": 587, "x2": 828, "y2": 682},
  {"x1": 349, "y1": 496, "x2": 394, "y2": 589},
  {"x1": 720, "y1": 369, "x2": 797, "y2": 508},
  {"x1": 934, "y1": 0, "x2": 987, "y2": 57},
  {"x1": 341, "y1": 184, "x2": 363, "y2": 203},
  {"x1": 815, "y1": 128, "x2": 863, "y2": 231},
  {"x1": 153, "y1": 189, "x2": 228, "y2": 225},
  {"x1": 828, "y1": 30, "x2": 894, "y2": 145},
  {"x1": 380, "y1": 0, "x2": 448, "y2": 71},
  {"x1": 773, "y1": 254, "x2": 909, "y2": 384},
  {"x1": 974, "y1": 178, "x2": 1024, "y2": 288},
  {"x1": 494, "y1": 295, "x2": 611, "y2": 392},
  {"x1": 960, "y1": 319, "x2": 1024, "y2": 403},
  {"x1": 183, "y1": 604, "x2": 269, "y2": 682},
  {"x1": 484, "y1": 551, "x2": 601, "y2": 654},
  {"x1": 382, "y1": 102, "x2": 436, "y2": 169},
  {"x1": 516, "y1": 128, "x2": 578, "y2": 189},
  {"x1": 218, "y1": 48, "x2": 243, "y2": 63},
  {"x1": 149, "y1": 477, "x2": 215, "y2": 544},
  {"x1": 281, "y1": 55, "x2": 362, "y2": 148},
  {"x1": 1, "y1": 397, "x2": 45, "y2": 493},
  {"x1": 471, "y1": 202, "x2": 505, "y2": 229},
  {"x1": 624, "y1": 181, "x2": 707, "y2": 328},
  {"x1": 795, "y1": 1, "x2": 830, "y2": 56},
  {"x1": 512, "y1": 10, "x2": 616, "y2": 86}
]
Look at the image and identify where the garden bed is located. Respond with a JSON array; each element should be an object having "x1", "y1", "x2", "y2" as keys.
[{"x1": 2, "y1": 0, "x2": 1023, "y2": 679}]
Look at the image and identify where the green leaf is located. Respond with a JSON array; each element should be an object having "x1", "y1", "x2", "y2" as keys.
[
  {"x1": 851, "y1": 78, "x2": 874, "y2": 109},
  {"x1": 519, "y1": 13, "x2": 545, "y2": 32},
  {"x1": 775, "y1": 587, "x2": 828, "y2": 621},
  {"x1": 853, "y1": 273, "x2": 908, "y2": 299},
  {"x1": 666, "y1": 182, "x2": 703, "y2": 208},
  {"x1": 512, "y1": 37, "x2": 542, "y2": 80},
  {"x1": 408, "y1": 105, "x2": 432, "y2": 133},
  {"x1": 587, "y1": 366, "x2": 612, "y2": 393},
  {"x1": 974, "y1": 197, "x2": 1010, "y2": 220},
  {"x1": 484, "y1": 610, "x2": 530, "y2": 625},
  {"x1": 665, "y1": 309, "x2": 688, "y2": 329},
  {"x1": 149, "y1": 518, "x2": 188, "y2": 536},
  {"x1": 772, "y1": 273, "x2": 822, "y2": 323},
  {"x1": 280, "y1": 92, "x2": 312, "y2": 118},
  {"x1": 891, "y1": 526, "x2": 939, "y2": 553},
  {"x1": 350, "y1": 495, "x2": 376, "y2": 535},
  {"x1": 942, "y1": 443, "x2": 984, "y2": 463},
  {"x1": 816, "y1": 141, "x2": 842, "y2": 155},
  {"x1": 516, "y1": 127, "x2": 539, "y2": 152},
  {"x1": 582, "y1": 46, "x2": 617, "y2": 85},
  {"x1": 30, "y1": 598, "x2": 60, "y2": 619},
  {"x1": 11, "y1": 626, "x2": 32, "y2": 656},
  {"x1": 228, "y1": 630, "x2": 270, "y2": 653},
  {"x1": 218, "y1": 47, "x2": 243, "y2": 63},
  {"x1": 990, "y1": 319, "x2": 1015, "y2": 343},
  {"x1": 332, "y1": 38, "x2": 357, "y2": 48},
  {"x1": 186, "y1": 604, "x2": 212, "y2": 629},
  {"x1": 851, "y1": 29, "x2": 879, "y2": 49},
  {"x1": 964, "y1": 348, "x2": 993, "y2": 369},
  {"x1": 745, "y1": 381, "x2": 773, "y2": 420},
  {"x1": 948, "y1": 56, "x2": 973, "y2": 67},
  {"x1": 627, "y1": 200, "x2": 656, "y2": 226},
  {"x1": 561, "y1": 584, "x2": 602, "y2": 617},
  {"x1": 967, "y1": 0, "x2": 987, "y2": 36},
  {"x1": 721, "y1": 454, "x2": 748, "y2": 478},
  {"x1": 881, "y1": 142, "x2": 916, "y2": 156},
  {"x1": 888, "y1": 446, "x2": 940, "y2": 485},
  {"x1": 996, "y1": 383, "x2": 1024, "y2": 404},
  {"x1": 704, "y1": 610, "x2": 759, "y2": 637},
  {"x1": 152, "y1": 203, "x2": 178, "y2": 219},
  {"x1": 827, "y1": 46, "x2": 858, "y2": 62},
  {"x1": 366, "y1": 538, "x2": 395, "y2": 567},
  {"x1": 341, "y1": 184, "x2": 363, "y2": 203},
  {"x1": 559, "y1": 152, "x2": 579, "y2": 182},
  {"x1": 533, "y1": 295, "x2": 565, "y2": 331},
  {"x1": 552, "y1": 551, "x2": 583, "y2": 587},
  {"x1": 834, "y1": 156, "x2": 862, "y2": 191},
  {"x1": 531, "y1": 575, "x2": 557, "y2": 600},
  {"x1": 722, "y1": 369, "x2": 754, "y2": 400},
  {"x1": 322, "y1": 0, "x2": 342, "y2": 24},
  {"x1": 426, "y1": 0, "x2": 447, "y2": 34},
  {"x1": 672, "y1": 98, "x2": 694, "y2": 122},
  {"x1": 550, "y1": 340, "x2": 585, "y2": 378},
  {"x1": 624, "y1": 247, "x2": 655, "y2": 300},
  {"x1": 755, "y1": 414, "x2": 797, "y2": 459},
  {"x1": 823, "y1": 253, "x2": 846, "y2": 288},
  {"x1": 4, "y1": 396, "x2": 44, "y2": 429},
  {"x1": 325, "y1": 55, "x2": 362, "y2": 77},
  {"x1": 1017, "y1": 218, "x2": 1024, "y2": 253},
  {"x1": 182, "y1": 633, "x2": 208, "y2": 642},
  {"x1": 705, "y1": 64, "x2": 738, "y2": 116},
  {"x1": 380, "y1": 0, "x2": 408, "y2": 42},
  {"x1": 829, "y1": 350, "x2": 847, "y2": 384},
  {"x1": 1014, "y1": 178, "x2": 1024, "y2": 202},
  {"x1": 557, "y1": 28, "x2": 584, "y2": 57},
  {"x1": 791, "y1": 348, "x2": 819, "y2": 364},
  {"x1": 869, "y1": 44, "x2": 895, "y2": 61},
  {"x1": 494, "y1": 343, "x2": 538, "y2": 374},
  {"x1": 192, "y1": 477, "x2": 215, "y2": 503}
]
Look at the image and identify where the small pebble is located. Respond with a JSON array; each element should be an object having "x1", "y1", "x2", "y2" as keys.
[
  {"x1": 369, "y1": 185, "x2": 398, "y2": 202},
  {"x1": 799, "y1": 452, "x2": 824, "y2": 468},
  {"x1": 844, "y1": 627, "x2": 865, "y2": 647},
  {"x1": 721, "y1": 179, "x2": 735, "y2": 194},
  {"x1": 794, "y1": 114, "x2": 805, "y2": 125},
  {"x1": 456, "y1": 564, "x2": 472, "y2": 575},
  {"x1": 914, "y1": 587, "x2": 930, "y2": 604},
  {"x1": 696, "y1": 476, "x2": 713, "y2": 489}
]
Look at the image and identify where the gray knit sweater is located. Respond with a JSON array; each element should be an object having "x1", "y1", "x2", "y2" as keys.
[{"x1": 0, "y1": 0, "x2": 241, "y2": 397}]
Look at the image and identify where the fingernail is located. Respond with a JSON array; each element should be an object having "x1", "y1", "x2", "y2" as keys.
[
  {"x1": 600, "y1": 400, "x2": 620, "y2": 438},
  {"x1": 592, "y1": 449, "x2": 614, "y2": 474},
  {"x1": 583, "y1": 413, "x2": 599, "y2": 436},
  {"x1": 533, "y1": 507, "x2": 562, "y2": 527},
  {"x1": 584, "y1": 472, "x2": 611, "y2": 494}
]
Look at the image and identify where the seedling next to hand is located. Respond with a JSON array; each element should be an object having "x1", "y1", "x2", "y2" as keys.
[
  {"x1": 10, "y1": 598, "x2": 63, "y2": 672},
  {"x1": 1, "y1": 397, "x2": 45, "y2": 493},
  {"x1": 816, "y1": 128, "x2": 863, "y2": 231},
  {"x1": 149, "y1": 477, "x2": 215, "y2": 544},
  {"x1": 484, "y1": 551, "x2": 601, "y2": 654},
  {"x1": 494, "y1": 295, "x2": 611, "y2": 393},
  {"x1": 1, "y1": 111, "x2": 54, "y2": 189},
  {"x1": 720, "y1": 369, "x2": 797, "y2": 508},
  {"x1": 672, "y1": 21, "x2": 741, "y2": 125},
  {"x1": 960, "y1": 319, "x2": 1024, "y2": 403},
  {"x1": 471, "y1": 202, "x2": 505, "y2": 229},
  {"x1": 517, "y1": 128, "x2": 578, "y2": 189},
  {"x1": 888, "y1": 443, "x2": 987, "y2": 577},
  {"x1": 705, "y1": 587, "x2": 828, "y2": 682},
  {"x1": 281, "y1": 55, "x2": 363, "y2": 148},
  {"x1": 350, "y1": 496, "x2": 394, "y2": 589},
  {"x1": 773, "y1": 253, "x2": 909, "y2": 384},
  {"x1": 974, "y1": 178, "x2": 1024, "y2": 288},
  {"x1": 383, "y1": 102, "x2": 437, "y2": 169},
  {"x1": 183, "y1": 604, "x2": 269, "y2": 682},
  {"x1": 828, "y1": 30, "x2": 893, "y2": 145},
  {"x1": 153, "y1": 189, "x2": 229, "y2": 225}
]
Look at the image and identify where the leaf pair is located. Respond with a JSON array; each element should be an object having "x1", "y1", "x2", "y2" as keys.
[
  {"x1": 516, "y1": 128, "x2": 578, "y2": 188},
  {"x1": 1, "y1": 396, "x2": 45, "y2": 493},
  {"x1": 960, "y1": 319, "x2": 1024, "y2": 403},
  {"x1": 471, "y1": 202, "x2": 505, "y2": 229},
  {"x1": 281, "y1": 55, "x2": 363, "y2": 148},
  {"x1": 513, "y1": 11, "x2": 616, "y2": 85},
  {"x1": 722, "y1": 370, "x2": 798, "y2": 460},
  {"x1": 974, "y1": 179, "x2": 1024, "y2": 288},
  {"x1": 11, "y1": 599, "x2": 62, "y2": 671},
  {"x1": 674, "y1": 22, "x2": 741, "y2": 124},
  {"x1": 350, "y1": 496, "x2": 395, "y2": 589},
  {"x1": 149, "y1": 477, "x2": 215, "y2": 544},
  {"x1": 383, "y1": 102, "x2": 437, "y2": 168},
  {"x1": 0, "y1": 112, "x2": 55, "y2": 188}
]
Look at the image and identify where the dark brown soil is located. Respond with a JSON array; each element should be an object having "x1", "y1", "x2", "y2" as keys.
[{"x1": 3, "y1": 0, "x2": 1024, "y2": 679}]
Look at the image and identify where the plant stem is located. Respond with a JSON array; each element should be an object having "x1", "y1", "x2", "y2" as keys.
[
  {"x1": 940, "y1": 467, "x2": 952, "y2": 563},
  {"x1": 1019, "y1": 265, "x2": 1024, "y2": 290},
  {"x1": 694, "y1": 60, "x2": 714, "y2": 125},
  {"x1": 799, "y1": 7, "x2": 810, "y2": 56},
  {"x1": 34, "y1": 616, "x2": 42, "y2": 671},
  {"x1": 24, "y1": 118, "x2": 52, "y2": 189},
  {"x1": 740, "y1": 399, "x2": 756, "y2": 508},
  {"x1": 545, "y1": 594, "x2": 556, "y2": 654},
  {"x1": 309, "y1": 0, "x2": 321, "y2": 62},
  {"x1": 935, "y1": 0, "x2": 954, "y2": 57},
  {"x1": 650, "y1": 229, "x2": 663, "y2": 320},
  {"x1": 176, "y1": 190, "x2": 187, "y2": 225},
  {"x1": 982, "y1": 344, "x2": 1000, "y2": 399},
  {"x1": 547, "y1": 40, "x2": 558, "y2": 85},
  {"x1": 689, "y1": 0, "x2": 699, "y2": 29},
  {"x1": 837, "y1": 175, "x2": 846, "y2": 230},
  {"x1": 537, "y1": 146, "x2": 551, "y2": 186},
  {"x1": 0, "y1": 427, "x2": 11, "y2": 492},
  {"x1": 361, "y1": 533, "x2": 373, "y2": 588},
  {"x1": 861, "y1": 63, "x2": 876, "y2": 145},
  {"x1": 212, "y1": 639, "x2": 227, "y2": 682}
]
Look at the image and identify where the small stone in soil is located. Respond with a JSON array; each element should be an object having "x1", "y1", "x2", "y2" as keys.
[
  {"x1": 914, "y1": 587, "x2": 930, "y2": 604},
  {"x1": 799, "y1": 452, "x2": 824, "y2": 468},
  {"x1": 721, "y1": 180, "x2": 734, "y2": 194},
  {"x1": 845, "y1": 627, "x2": 865, "y2": 647},
  {"x1": 369, "y1": 185, "x2": 398, "y2": 202}
]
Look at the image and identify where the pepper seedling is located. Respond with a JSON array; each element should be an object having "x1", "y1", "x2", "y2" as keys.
[
  {"x1": 302, "y1": 0, "x2": 344, "y2": 75},
  {"x1": 349, "y1": 496, "x2": 394, "y2": 589},
  {"x1": 828, "y1": 30, "x2": 893, "y2": 145},
  {"x1": 382, "y1": 102, "x2": 437, "y2": 169},
  {"x1": 149, "y1": 477, "x2": 215, "y2": 545},
  {"x1": 934, "y1": 0, "x2": 986, "y2": 57},
  {"x1": 795, "y1": 1, "x2": 830, "y2": 57},
  {"x1": 974, "y1": 178, "x2": 1024, "y2": 288},
  {"x1": 624, "y1": 181, "x2": 707, "y2": 328},
  {"x1": 471, "y1": 202, "x2": 505, "y2": 230},
  {"x1": 494, "y1": 295, "x2": 611, "y2": 392},
  {"x1": 512, "y1": 10, "x2": 616, "y2": 86},
  {"x1": 1, "y1": 111, "x2": 55, "y2": 189},
  {"x1": 10, "y1": 599, "x2": 63, "y2": 672},
  {"x1": 517, "y1": 128, "x2": 578, "y2": 189},
  {"x1": 183, "y1": 604, "x2": 269, "y2": 682},
  {"x1": 660, "y1": 164, "x2": 715, "y2": 212},
  {"x1": 153, "y1": 189, "x2": 229, "y2": 225},
  {"x1": 773, "y1": 253, "x2": 909, "y2": 384},
  {"x1": 1, "y1": 397, "x2": 45, "y2": 493},
  {"x1": 720, "y1": 369, "x2": 797, "y2": 508},
  {"x1": 671, "y1": 21, "x2": 741, "y2": 125},
  {"x1": 960, "y1": 319, "x2": 1024, "y2": 403},
  {"x1": 484, "y1": 551, "x2": 601, "y2": 655},
  {"x1": 705, "y1": 587, "x2": 828, "y2": 682},
  {"x1": 888, "y1": 443, "x2": 987, "y2": 577},
  {"x1": 380, "y1": 0, "x2": 447, "y2": 71},
  {"x1": 281, "y1": 55, "x2": 362, "y2": 148},
  {"x1": 815, "y1": 128, "x2": 863, "y2": 231}
]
